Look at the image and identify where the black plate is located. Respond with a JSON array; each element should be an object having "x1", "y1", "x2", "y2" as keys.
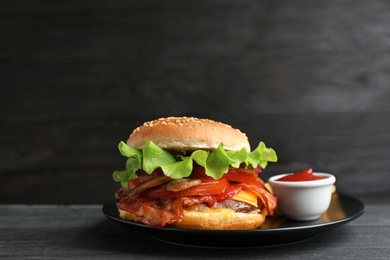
[{"x1": 102, "y1": 193, "x2": 364, "y2": 248}]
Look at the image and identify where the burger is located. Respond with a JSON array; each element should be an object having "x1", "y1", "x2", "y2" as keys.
[{"x1": 113, "y1": 116, "x2": 278, "y2": 230}]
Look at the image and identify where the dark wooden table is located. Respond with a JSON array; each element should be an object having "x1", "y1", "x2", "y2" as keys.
[
  {"x1": 1, "y1": 0, "x2": 390, "y2": 258},
  {"x1": 0, "y1": 203, "x2": 388, "y2": 259}
]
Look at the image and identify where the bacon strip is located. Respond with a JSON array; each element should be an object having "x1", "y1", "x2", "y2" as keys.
[
  {"x1": 239, "y1": 182, "x2": 277, "y2": 216},
  {"x1": 116, "y1": 177, "x2": 277, "y2": 228},
  {"x1": 121, "y1": 176, "x2": 171, "y2": 200},
  {"x1": 118, "y1": 195, "x2": 216, "y2": 227}
]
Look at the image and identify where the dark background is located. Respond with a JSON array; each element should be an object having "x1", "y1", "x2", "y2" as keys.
[{"x1": 1, "y1": 0, "x2": 389, "y2": 205}]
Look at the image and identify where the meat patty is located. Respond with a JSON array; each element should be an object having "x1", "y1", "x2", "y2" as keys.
[{"x1": 183, "y1": 199, "x2": 257, "y2": 213}]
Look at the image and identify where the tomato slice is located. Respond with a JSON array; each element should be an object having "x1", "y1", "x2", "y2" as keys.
[
  {"x1": 134, "y1": 165, "x2": 260, "y2": 199},
  {"x1": 145, "y1": 177, "x2": 230, "y2": 198},
  {"x1": 189, "y1": 165, "x2": 214, "y2": 181},
  {"x1": 128, "y1": 179, "x2": 141, "y2": 190},
  {"x1": 224, "y1": 167, "x2": 260, "y2": 184},
  {"x1": 214, "y1": 185, "x2": 242, "y2": 202},
  {"x1": 190, "y1": 165, "x2": 259, "y2": 184}
]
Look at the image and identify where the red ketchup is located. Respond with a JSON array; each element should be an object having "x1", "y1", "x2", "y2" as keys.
[{"x1": 277, "y1": 168, "x2": 327, "y2": 181}]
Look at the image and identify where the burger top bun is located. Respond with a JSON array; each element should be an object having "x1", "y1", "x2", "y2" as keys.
[{"x1": 127, "y1": 117, "x2": 251, "y2": 152}]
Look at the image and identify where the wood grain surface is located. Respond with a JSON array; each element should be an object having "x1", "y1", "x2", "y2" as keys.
[
  {"x1": 0, "y1": 204, "x2": 388, "y2": 259},
  {"x1": 1, "y1": 0, "x2": 390, "y2": 204}
]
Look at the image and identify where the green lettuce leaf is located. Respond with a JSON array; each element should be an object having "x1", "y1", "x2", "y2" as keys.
[
  {"x1": 113, "y1": 142, "x2": 143, "y2": 188},
  {"x1": 247, "y1": 141, "x2": 278, "y2": 169},
  {"x1": 142, "y1": 140, "x2": 176, "y2": 174},
  {"x1": 112, "y1": 140, "x2": 277, "y2": 187},
  {"x1": 204, "y1": 144, "x2": 235, "y2": 179},
  {"x1": 190, "y1": 150, "x2": 209, "y2": 167},
  {"x1": 113, "y1": 157, "x2": 140, "y2": 188},
  {"x1": 226, "y1": 148, "x2": 250, "y2": 168},
  {"x1": 118, "y1": 141, "x2": 142, "y2": 163},
  {"x1": 161, "y1": 156, "x2": 193, "y2": 179}
]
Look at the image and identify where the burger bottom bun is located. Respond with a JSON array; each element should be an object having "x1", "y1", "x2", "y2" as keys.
[
  {"x1": 117, "y1": 206, "x2": 267, "y2": 230},
  {"x1": 118, "y1": 207, "x2": 143, "y2": 223},
  {"x1": 173, "y1": 208, "x2": 267, "y2": 230}
]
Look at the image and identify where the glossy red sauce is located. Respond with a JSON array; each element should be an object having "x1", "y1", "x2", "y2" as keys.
[{"x1": 277, "y1": 168, "x2": 327, "y2": 182}]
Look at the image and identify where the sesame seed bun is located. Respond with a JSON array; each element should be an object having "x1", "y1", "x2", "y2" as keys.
[{"x1": 127, "y1": 117, "x2": 250, "y2": 152}]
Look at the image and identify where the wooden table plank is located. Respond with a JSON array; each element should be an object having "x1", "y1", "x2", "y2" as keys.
[{"x1": 0, "y1": 204, "x2": 389, "y2": 259}]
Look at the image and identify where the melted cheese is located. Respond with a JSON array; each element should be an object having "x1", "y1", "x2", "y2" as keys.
[{"x1": 232, "y1": 190, "x2": 258, "y2": 207}]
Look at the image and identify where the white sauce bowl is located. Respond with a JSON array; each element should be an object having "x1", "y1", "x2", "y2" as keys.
[{"x1": 268, "y1": 172, "x2": 336, "y2": 221}]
